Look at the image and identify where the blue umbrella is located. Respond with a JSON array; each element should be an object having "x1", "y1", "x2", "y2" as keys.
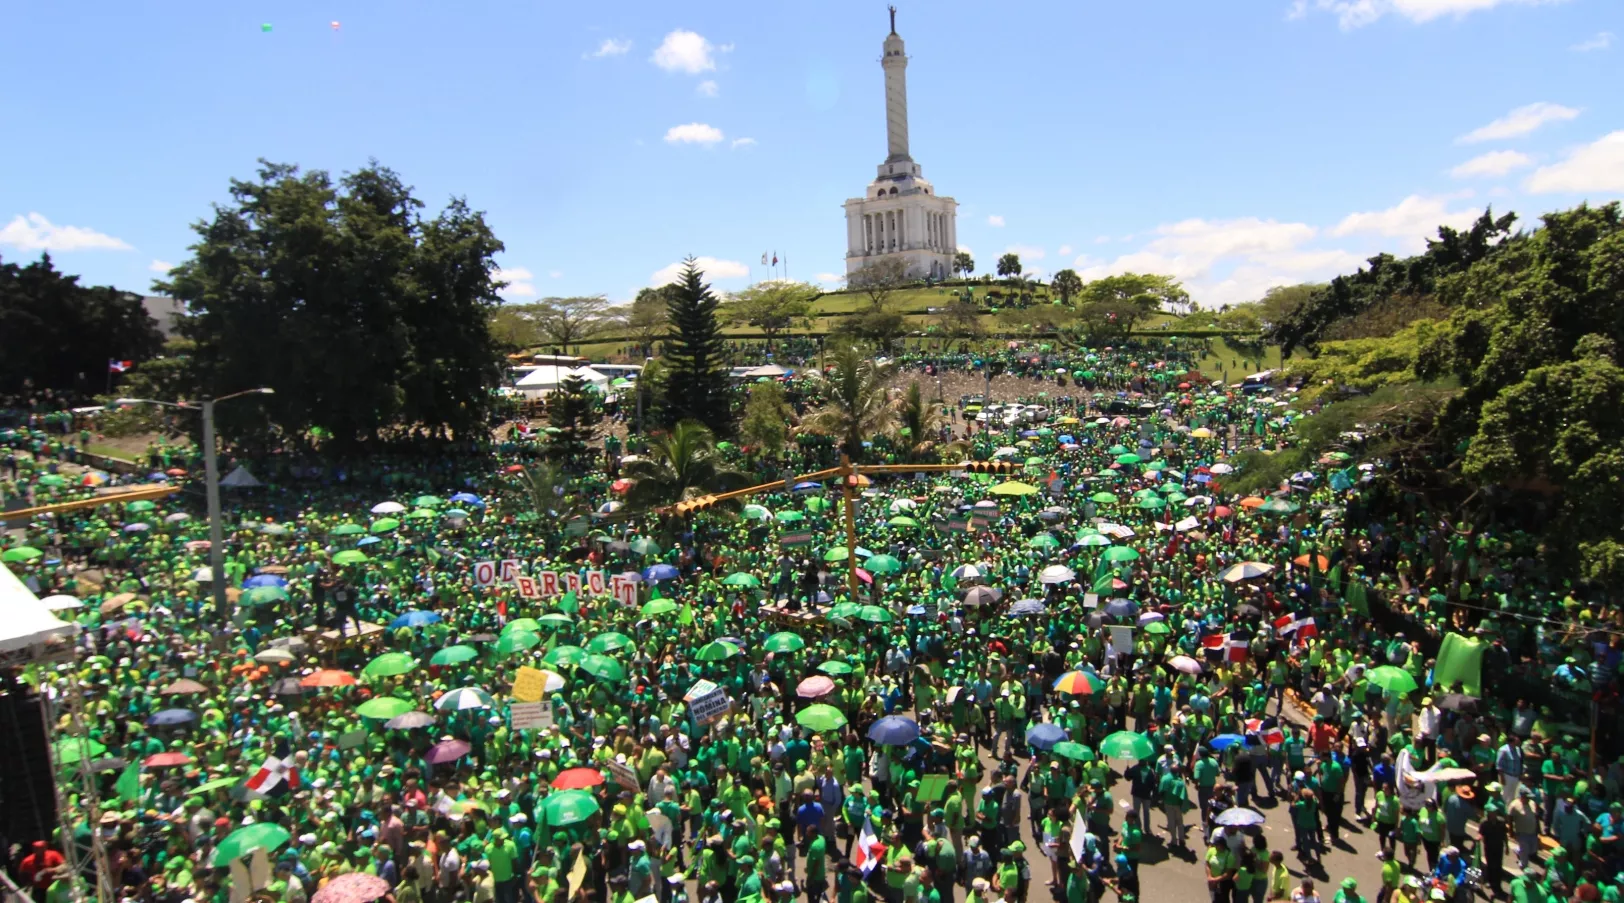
[
  {"x1": 792, "y1": 482, "x2": 822, "y2": 493},
  {"x1": 449, "y1": 492, "x2": 485, "y2": 508},
  {"x1": 1139, "y1": 438, "x2": 1154, "y2": 448},
  {"x1": 357, "y1": 536, "x2": 383, "y2": 546},
  {"x1": 905, "y1": 605, "x2": 928, "y2": 617},
  {"x1": 242, "y1": 574, "x2": 288, "y2": 589},
  {"x1": 1104, "y1": 598, "x2": 1138, "y2": 617},
  {"x1": 643, "y1": 564, "x2": 680, "y2": 582},
  {"x1": 148, "y1": 472, "x2": 169, "y2": 481},
  {"x1": 1009, "y1": 599, "x2": 1047, "y2": 616},
  {"x1": 1058, "y1": 435, "x2": 1075, "y2": 444},
  {"x1": 1215, "y1": 807, "x2": 1265, "y2": 827},
  {"x1": 1019, "y1": 430, "x2": 1039, "y2": 438},
  {"x1": 868, "y1": 716, "x2": 920, "y2": 746},
  {"x1": 1025, "y1": 722, "x2": 1069, "y2": 751},
  {"x1": 391, "y1": 611, "x2": 442, "y2": 630},
  {"x1": 1209, "y1": 733, "x2": 1246, "y2": 751},
  {"x1": 148, "y1": 708, "x2": 197, "y2": 727}
]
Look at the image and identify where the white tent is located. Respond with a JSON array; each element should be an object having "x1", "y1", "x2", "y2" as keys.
[
  {"x1": 741, "y1": 364, "x2": 789, "y2": 378},
  {"x1": 220, "y1": 466, "x2": 262, "y2": 488},
  {"x1": 0, "y1": 563, "x2": 78, "y2": 664},
  {"x1": 514, "y1": 365, "x2": 611, "y2": 398}
]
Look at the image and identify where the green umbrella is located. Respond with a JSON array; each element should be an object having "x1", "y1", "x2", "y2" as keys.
[
  {"x1": 587, "y1": 631, "x2": 634, "y2": 653},
  {"x1": 540, "y1": 789, "x2": 600, "y2": 827},
  {"x1": 629, "y1": 538, "x2": 662, "y2": 556},
  {"x1": 741, "y1": 504, "x2": 772, "y2": 521},
  {"x1": 36, "y1": 475, "x2": 66, "y2": 488},
  {"x1": 864, "y1": 554, "x2": 903, "y2": 575},
  {"x1": 213, "y1": 823, "x2": 292, "y2": 866},
  {"x1": 694, "y1": 640, "x2": 742, "y2": 662},
  {"x1": 1102, "y1": 547, "x2": 1140, "y2": 562},
  {"x1": 722, "y1": 572, "x2": 761, "y2": 588},
  {"x1": 333, "y1": 548, "x2": 371, "y2": 565},
  {"x1": 356, "y1": 697, "x2": 414, "y2": 720},
  {"x1": 369, "y1": 518, "x2": 400, "y2": 533},
  {"x1": 1364, "y1": 665, "x2": 1419, "y2": 695},
  {"x1": 1108, "y1": 445, "x2": 1131, "y2": 455},
  {"x1": 54, "y1": 736, "x2": 106, "y2": 765},
  {"x1": 856, "y1": 605, "x2": 895, "y2": 623},
  {"x1": 2, "y1": 546, "x2": 43, "y2": 563},
  {"x1": 412, "y1": 495, "x2": 444, "y2": 508},
  {"x1": 243, "y1": 585, "x2": 289, "y2": 606},
  {"x1": 1050, "y1": 741, "x2": 1096, "y2": 762},
  {"x1": 543, "y1": 645, "x2": 589, "y2": 668},
  {"x1": 823, "y1": 547, "x2": 851, "y2": 562},
  {"x1": 1099, "y1": 731, "x2": 1155, "y2": 761},
  {"x1": 641, "y1": 599, "x2": 679, "y2": 617},
  {"x1": 537, "y1": 612, "x2": 574, "y2": 627},
  {"x1": 579, "y1": 654, "x2": 626, "y2": 682},
  {"x1": 126, "y1": 500, "x2": 157, "y2": 513},
  {"x1": 406, "y1": 508, "x2": 437, "y2": 520},
  {"x1": 1114, "y1": 453, "x2": 1142, "y2": 465},
  {"x1": 362, "y1": 652, "x2": 418, "y2": 679},
  {"x1": 495, "y1": 631, "x2": 541, "y2": 655},
  {"x1": 1078, "y1": 533, "x2": 1112, "y2": 547},
  {"x1": 776, "y1": 510, "x2": 805, "y2": 523},
  {"x1": 1259, "y1": 498, "x2": 1300, "y2": 515},
  {"x1": 504, "y1": 618, "x2": 543, "y2": 634},
  {"x1": 887, "y1": 516, "x2": 921, "y2": 528},
  {"x1": 828, "y1": 602, "x2": 862, "y2": 619},
  {"x1": 430, "y1": 645, "x2": 479, "y2": 666},
  {"x1": 804, "y1": 497, "x2": 833, "y2": 513},
  {"x1": 1089, "y1": 492, "x2": 1117, "y2": 504},
  {"x1": 795, "y1": 704, "x2": 848, "y2": 732},
  {"x1": 187, "y1": 776, "x2": 241, "y2": 796},
  {"x1": 330, "y1": 524, "x2": 366, "y2": 536},
  {"x1": 1142, "y1": 620, "x2": 1171, "y2": 635},
  {"x1": 1137, "y1": 497, "x2": 1166, "y2": 510},
  {"x1": 1027, "y1": 533, "x2": 1060, "y2": 550},
  {"x1": 763, "y1": 632, "x2": 806, "y2": 653},
  {"x1": 817, "y1": 660, "x2": 854, "y2": 676}
]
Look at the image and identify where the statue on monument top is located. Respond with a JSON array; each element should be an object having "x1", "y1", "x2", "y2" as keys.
[{"x1": 889, "y1": 5, "x2": 897, "y2": 34}]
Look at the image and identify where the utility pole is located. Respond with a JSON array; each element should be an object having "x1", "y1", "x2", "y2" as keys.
[
  {"x1": 840, "y1": 455, "x2": 860, "y2": 601},
  {"x1": 202, "y1": 399, "x2": 228, "y2": 624}
]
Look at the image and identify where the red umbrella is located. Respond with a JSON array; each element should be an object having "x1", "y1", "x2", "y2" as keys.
[
  {"x1": 165, "y1": 468, "x2": 188, "y2": 477},
  {"x1": 796, "y1": 676, "x2": 836, "y2": 698},
  {"x1": 312, "y1": 872, "x2": 391, "y2": 903},
  {"x1": 551, "y1": 767, "x2": 606, "y2": 790},
  {"x1": 144, "y1": 752, "x2": 193, "y2": 768},
  {"x1": 425, "y1": 739, "x2": 471, "y2": 764},
  {"x1": 1213, "y1": 506, "x2": 1233, "y2": 518},
  {"x1": 611, "y1": 479, "x2": 633, "y2": 493},
  {"x1": 300, "y1": 669, "x2": 357, "y2": 688},
  {"x1": 503, "y1": 464, "x2": 525, "y2": 474}
]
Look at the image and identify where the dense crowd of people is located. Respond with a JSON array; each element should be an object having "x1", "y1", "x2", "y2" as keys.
[{"x1": 2, "y1": 342, "x2": 1621, "y2": 903}]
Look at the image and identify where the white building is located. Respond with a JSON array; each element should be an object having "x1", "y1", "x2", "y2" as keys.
[{"x1": 843, "y1": 7, "x2": 958, "y2": 282}]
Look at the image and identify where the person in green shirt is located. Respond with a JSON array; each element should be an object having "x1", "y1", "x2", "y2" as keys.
[
  {"x1": 805, "y1": 832, "x2": 829, "y2": 903},
  {"x1": 1159, "y1": 765, "x2": 1191, "y2": 849},
  {"x1": 1332, "y1": 877, "x2": 1363, "y2": 903}
]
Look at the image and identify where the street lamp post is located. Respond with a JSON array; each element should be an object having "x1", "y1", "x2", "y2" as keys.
[{"x1": 117, "y1": 388, "x2": 273, "y2": 624}]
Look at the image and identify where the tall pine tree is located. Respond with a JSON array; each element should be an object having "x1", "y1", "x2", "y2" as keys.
[{"x1": 659, "y1": 257, "x2": 733, "y2": 436}]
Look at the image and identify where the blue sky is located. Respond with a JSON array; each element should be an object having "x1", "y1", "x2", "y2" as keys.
[{"x1": 2, "y1": 0, "x2": 1620, "y2": 309}]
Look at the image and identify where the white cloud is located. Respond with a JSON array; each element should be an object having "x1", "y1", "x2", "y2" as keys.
[
  {"x1": 495, "y1": 267, "x2": 537, "y2": 297},
  {"x1": 0, "y1": 213, "x2": 131, "y2": 252},
  {"x1": 587, "y1": 38, "x2": 630, "y2": 59},
  {"x1": 1571, "y1": 31, "x2": 1612, "y2": 52},
  {"x1": 1290, "y1": 0, "x2": 1563, "y2": 30},
  {"x1": 697, "y1": 80, "x2": 719, "y2": 98},
  {"x1": 1525, "y1": 131, "x2": 1624, "y2": 194},
  {"x1": 731, "y1": 137, "x2": 756, "y2": 150},
  {"x1": 651, "y1": 30, "x2": 716, "y2": 74},
  {"x1": 650, "y1": 256, "x2": 750, "y2": 286},
  {"x1": 1449, "y1": 149, "x2": 1533, "y2": 178},
  {"x1": 814, "y1": 272, "x2": 844, "y2": 285},
  {"x1": 1457, "y1": 102, "x2": 1580, "y2": 144},
  {"x1": 1004, "y1": 244, "x2": 1046, "y2": 261},
  {"x1": 149, "y1": 259, "x2": 175, "y2": 273},
  {"x1": 986, "y1": 215, "x2": 1005, "y2": 227},
  {"x1": 1057, "y1": 245, "x2": 1073, "y2": 257},
  {"x1": 1094, "y1": 236, "x2": 1112, "y2": 244},
  {"x1": 957, "y1": 245, "x2": 973, "y2": 257},
  {"x1": 718, "y1": 43, "x2": 735, "y2": 53},
  {"x1": 549, "y1": 271, "x2": 563, "y2": 279},
  {"x1": 1331, "y1": 194, "x2": 1479, "y2": 250},
  {"x1": 664, "y1": 123, "x2": 725, "y2": 145}
]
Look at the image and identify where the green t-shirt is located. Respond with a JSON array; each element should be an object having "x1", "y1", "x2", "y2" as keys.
[
  {"x1": 1194, "y1": 758, "x2": 1221, "y2": 788},
  {"x1": 486, "y1": 838, "x2": 518, "y2": 883},
  {"x1": 806, "y1": 835, "x2": 828, "y2": 883}
]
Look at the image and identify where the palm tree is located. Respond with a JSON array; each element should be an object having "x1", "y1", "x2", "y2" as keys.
[
  {"x1": 621, "y1": 420, "x2": 750, "y2": 514},
  {"x1": 510, "y1": 460, "x2": 587, "y2": 521},
  {"x1": 892, "y1": 381, "x2": 946, "y2": 461},
  {"x1": 802, "y1": 344, "x2": 895, "y2": 460}
]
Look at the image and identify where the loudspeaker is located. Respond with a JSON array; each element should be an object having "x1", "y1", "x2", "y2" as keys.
[{"x1": 0, "y1": 682, "x2": 59, "y2": 846}]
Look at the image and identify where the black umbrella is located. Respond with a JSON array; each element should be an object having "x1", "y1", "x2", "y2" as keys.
[
  {"x1": 1235, "y1": 604, "x2": 1262, "y2": 620},
  {"x1": 466, "y1": 633, "x2": 498, "y2": 643},
  {"x1": 270, "y1": 678, "x2": 306, "y2": 696},
  {"x1": 1435, "y1": 693, "x2": 1479, "y2": 713}
]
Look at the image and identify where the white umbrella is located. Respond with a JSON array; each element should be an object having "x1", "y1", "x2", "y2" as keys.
[
  {"x1": 40, "y1": 594, "x2": 84, "y2": 611},
  {"x1": 164, "y1": 512, "x2": 191, "y2": 523},
  {"x1": 1220, "y1": 562, "x2": 1274, "y2": 583},
  {"x1": 1183, "y1": 495, "x2": 1213, "y2": 507},
  {"x1": 371, "y1": 501, "x2": 407, "y2": 514},
  {"x1": 950, "y1": 563, "x2": 988, "y2": 580},
  {"x1": 1038, "y1": 565, "x2": 1076, "y2": 584},
  {"x1": 191, "y1": 567, "x2": 217, "y2": 582},
  {"x1": 992, "y1": 447, "x2": 1018, "y2": 458},
  {"x1": 1174, "y1": 516, "x2": 1200, "y2": 532},
  {"x1": 1209, "y1": 464, "x2": 1234, "y2": 474},
  {"x1": 255, "y1": 649, "x2": 296, "y2": 664},
  {"x1": 888, "y1": 499, "x2": 918, "y2": 513}
]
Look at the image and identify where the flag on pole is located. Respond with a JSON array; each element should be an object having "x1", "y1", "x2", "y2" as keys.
[
  {"x1": 761, "y1": 252, "x2": 769, "y2": 265},
  {"x1": 244, "y1": 754, "x2": 300, "y2": 795},
  {"x1": 852, "y1": 812, "x2": 884, "y2": 875},
  {"x1": 108, "y1": 359, "x2": 133, "y2": 373},
  {"x1": 772, "y1": 252, "x2": 778, "y2": 266},
  {"x1": 1272, "y1": 611, "x2": 1318, "y2": 641},
  {"x1": 115, "y1": 761, "x2": 142, "y2": 802}
]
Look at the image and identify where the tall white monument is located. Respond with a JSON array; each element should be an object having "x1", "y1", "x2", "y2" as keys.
[{"x1": 843, "y1": 6, "x2": 958, "y2": 281}]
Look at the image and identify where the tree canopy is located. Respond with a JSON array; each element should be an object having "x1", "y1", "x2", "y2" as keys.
[
  {"x1": 160, "y1": 159, "x2": 506, "y2": 447},
  {"x1": 658, "y1": 258, "x2": 733, "y2": 437},
  {"x1": 723, "y1": 281, "x2": 817, "y2": 351},
  {"x1": 0, "y1": 254, "x2": 165, "y2": 398}
]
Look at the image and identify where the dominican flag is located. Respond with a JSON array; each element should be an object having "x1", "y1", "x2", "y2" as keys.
[
  {"x1": 1272, "y1": 611, "x2": 1319, "y2": 641},
  {"x1": 772, "y1": 252, "x2": 779, "y2": 266},
  {"x1": 109, "y1": 359, "x2": 133, "y2": 373},
  {"x1": 1201, "y1": 633, "x2": 1250, "y2": 664},
  {"x1": 245, "y1": 754, "x2": 300, "y2": 796},
  {"x1": 1245, "y1": 718, "x2": 1286, "y2": 747},
  {"x1": 852, "y1": 812, "x2": 884, "y2": 876}
]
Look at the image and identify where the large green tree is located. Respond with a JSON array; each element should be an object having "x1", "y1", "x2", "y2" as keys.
[
  {"x1": 953, "y1": 251, "x2": 975, "y2": 279},
  {"x1": 724, "y1": 281, "x2": 817, "y2": 351},
  {"x1": 622, "y1": 420, "x2": 749, "y2": 513},
  {"x1": 803, "y1": 344, "x2": 894, "y2": 460},
  {"x1": 161, "y1": 160, "x2": 505, "y2": 447},
  {"x1": 533, "y1": 296, "x2": 610, "y2": 355},
  {"x1": 622, "y1": 287, "x2": 675, "y2": 358},
  {"x1": 996, "y1": 253, "x2": 1022, "y2": 281},
  {"x1": 0, "y1": 254, "x2": 165, "y2": 397},
  {"x1": 659, "y1": 258, "x2": 733, "y2": 436},
  {"x1": 739, "y1": 380, "x2": 793, "y2": 458},
  {"x1": 543, "y1": 373, "x2": 602, "y2": 471},
  {"x1": 1051, "y1": 269, "x2": 1083, "y2": 305},
  {"x1": 1080, "y1": 272, "x2": 1189, "y2": 314}
]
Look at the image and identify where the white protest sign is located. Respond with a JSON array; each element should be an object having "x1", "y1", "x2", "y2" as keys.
[
  {"x1": 514, "y1": 576, "x2": 540, "y2": 599},
  {"x1": 1109, "y1": 625, "x2": 1136, "y2": 656},
  {"x1": 687, "y1": 687, "x2": 731, "y2": 725},
  {"x1": 473, "y1": 560, "x2": 498, "y2": 587},
  {"x1": 500, "y1": 559, "x2": 522, "y2": 582},
  {"x1": 1083, "y1": 593, "x2": 1099, "y2": 609},
  {"x1": 510, "y1": 701, "x2": 554, "y2": 731},
  {"x1": 606, "y1": 759, "x2": 640, "y2": 791}
]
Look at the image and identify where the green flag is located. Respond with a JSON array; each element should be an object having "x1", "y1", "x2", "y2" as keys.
[
  {"x1": 678, "y1": 603, "x2": 694, "y2": 626},
  {"x1": 115, "y1": 762, "x2": 142, "y2": 803}
]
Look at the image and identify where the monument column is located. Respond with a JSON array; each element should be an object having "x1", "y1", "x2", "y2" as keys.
[{"x1": 882, "y1": 7, "x2": 911, "y2": 164}]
